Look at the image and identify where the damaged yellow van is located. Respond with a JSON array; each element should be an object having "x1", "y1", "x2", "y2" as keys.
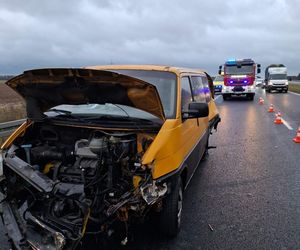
[{"x1": 0, "y1": 65, "x2": 220, "y2": 249}]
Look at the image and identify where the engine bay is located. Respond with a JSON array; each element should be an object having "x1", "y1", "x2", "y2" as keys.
[{"x1": 1, "y1": 123, "x2": 167, "y2": 249}]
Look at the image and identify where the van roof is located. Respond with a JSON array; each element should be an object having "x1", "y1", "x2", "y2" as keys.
[{"x1": 86, "y1": 64, "x2": 207, "y2": 76}]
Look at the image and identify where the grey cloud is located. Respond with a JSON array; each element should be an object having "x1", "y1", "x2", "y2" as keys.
[{"x1": 0, "y1": 0, "x2": 299, "y2": 75}]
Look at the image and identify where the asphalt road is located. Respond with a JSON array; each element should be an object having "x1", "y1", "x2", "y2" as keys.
[{"x1": 1, "y1": 88, "x2": 300, "y2": 250}]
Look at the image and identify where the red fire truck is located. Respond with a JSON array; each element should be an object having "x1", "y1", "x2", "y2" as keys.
[{"x1": 219, "y1": 58, "x2": 261, "y2": 101}]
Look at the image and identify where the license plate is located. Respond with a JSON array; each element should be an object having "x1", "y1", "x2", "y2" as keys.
[{"x1": 233, "y1": 88, "x2": 244, "y2": 92}]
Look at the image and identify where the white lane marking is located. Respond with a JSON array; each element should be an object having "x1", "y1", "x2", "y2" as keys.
[
  {"x1": 288, "y1": 91, "x2": 300, "y2": 97},
  {"x1": 281, "y1": 118, "x2": 293, "y2": 130}
]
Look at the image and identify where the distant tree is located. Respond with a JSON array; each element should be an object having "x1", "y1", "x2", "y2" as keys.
[
  {"x1": 297, "y1": 73, "x2": 300, "y2": 80},
  {"x1": 0, "y1": 75, "x2": 14, "y2": 80}
]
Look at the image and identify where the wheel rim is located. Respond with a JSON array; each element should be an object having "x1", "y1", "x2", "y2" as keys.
[{"x1": 177, "y1": 187, "x2": 183, "y2": 226}]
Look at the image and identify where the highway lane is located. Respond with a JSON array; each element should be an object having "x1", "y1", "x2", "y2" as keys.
[
  {"x1": 262, "y1": 89, "x2": 300, "y2": 129},
  {"x1": 131, "y1": 88, "x2": 300, "y2": 250},
  {"x1": 0, "y1": 88, "x2": 300, "y2": 250}
]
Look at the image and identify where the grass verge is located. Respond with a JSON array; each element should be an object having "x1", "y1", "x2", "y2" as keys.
[
  {"x1": 0, "y1": 102, "x2": 26, "y2": 144},
  {"x1": 289, "y1": 83, "x2": 300, "y2": 94}
]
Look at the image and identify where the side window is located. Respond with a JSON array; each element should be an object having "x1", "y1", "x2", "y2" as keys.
[
  {"x1": 201, "y1": 76, "x2": 211, "y2": 102},
  {"x1": 181, "y1": 77, "x2": 193, "y2": 111},
  {"x1": 191, "y1": 76, "x2": 206, "y2": 103}
]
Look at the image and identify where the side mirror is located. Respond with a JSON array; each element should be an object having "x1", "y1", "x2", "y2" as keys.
[
  {"x1": 257, "y1": 64, "x2": 261, "y2": 74},
  {"x1": 183, "y1": 102, "x2": 209, "y2": 119},
  {"x1": 218, "y1": 65, "x2": 222, "y2": 75}
]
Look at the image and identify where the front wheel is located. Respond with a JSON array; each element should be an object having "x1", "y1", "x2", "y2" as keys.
[
  {"x1": 158, "y1": 178, "x2": 183, "y2": 238},
  {"x1": 247, "y1": 93, "x2": 254, "y2": 101},
  {"x1": 222, "y1": 94, "x2": 230, "y2": 101}
]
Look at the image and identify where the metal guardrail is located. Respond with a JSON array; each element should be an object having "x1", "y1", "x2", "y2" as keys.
[
  {"x1": 289, "y1": 81, "x2": 300, "y2": 85},
  {"x1": 0, "y1": 119, "x2": 26, "y2": 138}
]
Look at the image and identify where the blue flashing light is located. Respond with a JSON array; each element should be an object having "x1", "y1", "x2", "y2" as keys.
[
  {"x1": 227, "y1": 58, "x2": 236, "y2": 62},
  {"x1": 243, "y1": 80, "x2": 248, "y2": 84},
  {"x1": 226, "y1": 58, "x2": 236, "y2": 65}
]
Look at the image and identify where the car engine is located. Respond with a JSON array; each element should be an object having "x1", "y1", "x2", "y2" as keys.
[{"x1": 0, "y1": 124, "x2": 167, "y2": 249}]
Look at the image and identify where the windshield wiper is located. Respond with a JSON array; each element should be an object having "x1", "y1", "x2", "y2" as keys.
[
  {"x1": 45, "y1": 109, "x2": 88, "y2": 123},
  {"x1": 83, "y1": 115, "x2": 161, "y2": 126},
  {"x1": 47, "y1": 108, "x2": 72, "y2": 115}
]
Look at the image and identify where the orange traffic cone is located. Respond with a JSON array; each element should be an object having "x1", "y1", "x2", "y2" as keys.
[
  {"x1": 259, "y1": 97, "x2": 264, "y2": 105},
  {"x1": 268, "y1": 104, "x2": 274, "y2": 113},
  {"x1": 293, "y1": 127, "x2": 300, "y2": 143},
  {"x1": 274, "y1": 112, "x2": 283, "y2": 124}
]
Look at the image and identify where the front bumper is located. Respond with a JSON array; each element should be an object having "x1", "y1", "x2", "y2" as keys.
[
  {"x1": 221, "y1": 85, "x2": 255, "y2": 95},
  {"x1": 1, "y1": 200, "x2": 66, "y2": 250},
  {"x1": 267, "y1": 85, "x2": 288, "y2": 91}
]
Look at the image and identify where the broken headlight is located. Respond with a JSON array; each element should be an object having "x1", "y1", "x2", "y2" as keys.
[{"x1": 140, "y1": 180, "x2": 167, "y2": 205}]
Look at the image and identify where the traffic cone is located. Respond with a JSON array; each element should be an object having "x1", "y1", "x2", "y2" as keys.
[
  {"x1": 268, "y1": 104, "x2": 274, "y2": 113},
  {"x1": 259, "y1": 97, "x2": 264, "y2": 105},
  {"x1": 274, "y1": 112, "x2": 283, "y2": 124},
  {"x1": 293, "y1": 127, "x2": 300, "y2": 143}
]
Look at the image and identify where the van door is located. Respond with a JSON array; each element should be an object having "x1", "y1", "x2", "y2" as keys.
[{"x1": 180, "y1": 76, "x2": 208, "y2": 182}]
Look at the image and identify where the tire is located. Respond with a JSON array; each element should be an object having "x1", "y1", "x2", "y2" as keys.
[
  {"x1": 222, "y1": 94, "x2": 229, "y2": 101},
  {"x1": 247, "y1": 94, "x2": 254, "y2": 101},
  {"x1": 201, "y1": 134, "x2": 209, "y2": 161},
  {"x1": 158, "y1": 177, "x2": 183, "y2": 238}
]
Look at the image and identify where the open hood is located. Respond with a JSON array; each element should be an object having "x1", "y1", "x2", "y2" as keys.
[{"x1": 6, "y1": 68, "x2": 165, "y2": 121}]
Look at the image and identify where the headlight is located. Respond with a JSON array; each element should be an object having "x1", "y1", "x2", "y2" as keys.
[{"x1": 140, "y1": 180, "x2": 167, "y2": 205}]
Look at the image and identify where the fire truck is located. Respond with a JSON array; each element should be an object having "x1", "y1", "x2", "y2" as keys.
[{"x1": 219, "y1": 59, "x2": 261, "y2": 101}]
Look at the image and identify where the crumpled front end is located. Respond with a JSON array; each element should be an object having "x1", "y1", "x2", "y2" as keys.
[{"x1": 0, "y1": 124, "x2": 168, "y2": 249}]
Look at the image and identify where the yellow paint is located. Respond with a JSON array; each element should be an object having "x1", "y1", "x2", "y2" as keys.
[
  {"x1": 208, "y1": 100, "x2": 219, "y2": 123},
  {"x1": 213, "y1": 81, "x2": 223, "y2": 86},
  {"x1": 142, "y1": 117, "x2": 208, "y2": 179},
  {"x1": 43, "y1": 162, "x2": 55, "y2": 174},
  {"x1": 1, "y1": 120, "x2": 32, "y2": 149},
  {"x1": 3, "y1": 65, "x2": 219, "y2": 182},
  {"x1": 133, "y1": 175, "x2": 142, "y2": 188},
  {"x1": 81, "y1": 208, "x2": 90, "y2": 236}
]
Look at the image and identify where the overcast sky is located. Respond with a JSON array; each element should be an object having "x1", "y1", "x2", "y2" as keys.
[{"x1": 0, "y1": 0, "x2": 299, "y2": 76}]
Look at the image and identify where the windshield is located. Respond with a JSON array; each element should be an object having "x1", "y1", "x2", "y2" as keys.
[
  {"x1": 110, "y1": 70, "x2": 177, "y2": 119},
  {"x1": 214, "y1": 76, "x2": 224, "y2": 81},
  {"x1": 225, "y1": 65, "x2": 254, "y2": 75},
  {"x1": 270, "y1": 74, "x2": 287, "y2": 80}
]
